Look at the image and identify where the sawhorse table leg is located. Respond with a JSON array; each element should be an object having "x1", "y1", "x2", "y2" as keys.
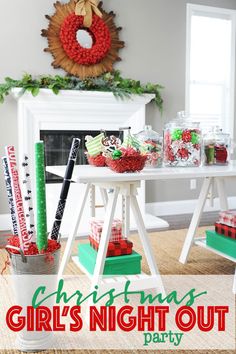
[
  {"x1": 89, "y1": 185, "x2": 96, "y2": 217},
  {"x1": 90, "y1": 182, "x2": 165, "y2": 294},
  {"x1": 130, "y1": 184, "x2": 165, "y2": 294},
  {"x1": 179, "y1": 177, "x2": 229, "y2": 264},
  {"x1": 58, "y1": 183, "x2": 91, "y2": 278},
  {"x1": 216, "y1": 178, "x2": 229, "y2": 211},
  {"x1": 179, "y1": 177, "x2": 213, "y2": 264},
  {"x1": 122, "y1": 194, "x2": 130, "y2": 239},
  {"x1": 90, "y1": 187, "x2": 120, "y2": 290}
]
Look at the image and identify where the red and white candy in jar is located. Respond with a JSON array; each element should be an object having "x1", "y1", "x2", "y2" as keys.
[
  {"x1": 163, "y1": 111, "x2": 202, "y2": 167},
  {"x1": 135, "y1": 125, "x2": 163, "y2": 168}
]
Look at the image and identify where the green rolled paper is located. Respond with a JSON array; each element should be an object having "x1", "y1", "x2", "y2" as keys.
[{"x1": 35, "y1": 141, "x2": 48, "y2": 251}]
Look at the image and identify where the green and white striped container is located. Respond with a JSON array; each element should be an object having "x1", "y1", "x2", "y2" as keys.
[
  {"x1": 85, "y1": 133, "x2": 105, "y2": 157},
  {"x1": 122, "y1": 135, "x2": 141, "y2": 150}
]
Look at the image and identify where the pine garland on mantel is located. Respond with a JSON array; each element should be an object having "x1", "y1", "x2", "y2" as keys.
[{"x1": 0, "y1": 71, "x2": 164, "y2": 112}]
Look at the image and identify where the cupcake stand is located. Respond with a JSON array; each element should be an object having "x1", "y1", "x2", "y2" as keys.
[{"x1": 47, "y1": 163, "x2": 236, "y2": 294}]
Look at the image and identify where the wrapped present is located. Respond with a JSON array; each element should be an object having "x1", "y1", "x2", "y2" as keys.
[
  {"x1": 206, "y1": 230, "x2": 236, "y2": 259},
  {"x1": 90, "y1": 218, "x2": 122, "y2": 243},
  {"x1": 89, "y1": 236, "x2": 133, "y2": 257},
  {"x1": 215, "y1": 223, "x2": 236, "y2": 240},
  {"x1": 78, "y1": 243, "x2": 142, "y2": 275},
  {"x1": 219, "y1": 210, "x2": 236, "y2": 228}
]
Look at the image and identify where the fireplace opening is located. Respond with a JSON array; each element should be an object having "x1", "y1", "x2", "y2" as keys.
[{"x1": 40, "y1": 130, "x2": 123, "y2": 183}]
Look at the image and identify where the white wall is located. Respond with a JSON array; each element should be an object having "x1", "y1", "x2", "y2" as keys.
[{"x1": 0, "y1": 0, "x2": 236, "y2": 215}]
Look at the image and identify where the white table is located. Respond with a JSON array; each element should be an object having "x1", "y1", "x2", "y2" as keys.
[{"x1": 47, "y1": 163, "x2": 236, "y2": 292}]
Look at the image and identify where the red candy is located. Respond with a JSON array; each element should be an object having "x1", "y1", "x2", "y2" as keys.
[
  {"x1": 7, "y1": 236, "x2": 61, "y2": 255},
  {"x1": 215, "y1": 146, "x2": 228, "y2": 163},
  {"x1": 177, "y1": 148, "x2": 189, "y2": 159},
  {"x1": 182, "y1": 130, "x2": 192, "y2": 143}
]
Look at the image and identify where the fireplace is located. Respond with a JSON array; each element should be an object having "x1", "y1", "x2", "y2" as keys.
[{"x1": 12, "y1": 88, "x2": 168, "y2": 237}]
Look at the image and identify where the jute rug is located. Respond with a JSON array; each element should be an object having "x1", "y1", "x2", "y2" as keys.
[{"x1": 0, "y1": 226, "x2": 235, "y2": 354}]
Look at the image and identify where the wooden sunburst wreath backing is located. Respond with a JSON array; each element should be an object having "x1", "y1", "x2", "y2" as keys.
[{"x1": 42, "y1": 0, "x2": 125, "y2": 79}]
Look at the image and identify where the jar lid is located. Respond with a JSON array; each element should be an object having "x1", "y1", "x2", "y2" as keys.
[
  {"x1": 135, "y1": 125, "x2": 161, "y2": 142},
  {"x1": 204, "y1": 126, "x2": 230, "y2": 142},
  {"x1": 165, "y1": 111, "x2": 200, "y2": 129}
]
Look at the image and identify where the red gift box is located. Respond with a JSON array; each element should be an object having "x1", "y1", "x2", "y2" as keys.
[
  {"x1": 219, "y1": 211, "x2": 236, "y2": 228},
  {"x1": 89, "y1": 236, "x2": 133, "y2": 257},
  {"x1": 89, "y1": 218, "x2": 122, "y2": 243},
  {"x1": 215, "y1": 222, "x2": 236, "y2": 240}
]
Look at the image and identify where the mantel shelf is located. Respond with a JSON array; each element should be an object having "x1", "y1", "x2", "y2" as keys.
[{"x1": 11, "y1": 88, "x2": 155, "y2": 106}]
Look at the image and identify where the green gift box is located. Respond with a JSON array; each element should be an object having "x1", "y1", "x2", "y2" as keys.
[
  {"x1": 78, "y1": 243, "x2": 142, "y2": 275},
  {"x1": 206, "y1": 230, "x2": 236, "y2": 259}
]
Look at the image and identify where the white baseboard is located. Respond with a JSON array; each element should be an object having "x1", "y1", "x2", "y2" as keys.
[
  {"x1": 1, "y1": 196, "x2": 236, "y2": 231},
  {"x1": 0, "y1": 214, "x2": 11, "y2": 231},
  {"x1": 146, "y1": 196, "x2": 236, "y2": 216}
]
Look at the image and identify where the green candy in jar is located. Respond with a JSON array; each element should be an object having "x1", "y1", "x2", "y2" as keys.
[
  {"x1": 191, "y1": 132, "x2": 200, "y2": 145},
  {"x1": 171, "y1": 129, "x2": 183, "y2": 141}
]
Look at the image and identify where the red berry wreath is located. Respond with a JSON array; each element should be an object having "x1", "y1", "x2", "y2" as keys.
[
  {"x1": 60, "y1": 14, "x2": 111, "y2": 65},
  {"x1": 42, "y1": 0, "x2": 124, "y2": 79}
]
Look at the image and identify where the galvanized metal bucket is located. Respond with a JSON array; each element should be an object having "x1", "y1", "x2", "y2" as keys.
[
  {"x1": 6, "y1": 245, "x2": 61, "y2": 351},
  {"x1": 6, "y1": 245, "x2": 61, "y2": 275}
]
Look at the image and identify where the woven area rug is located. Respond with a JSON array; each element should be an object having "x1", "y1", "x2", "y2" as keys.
[{"x1": 0, "y1": 226, "x2": 235, "y2": 354}]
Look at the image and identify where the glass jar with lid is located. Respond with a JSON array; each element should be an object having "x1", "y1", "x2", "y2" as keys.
[
  {"x1": 163, "y1": 111, "x2": 202, "y2": 167},
  {"x1": 135, "y1": 125, "x2": 163, "y2": 168},
  {"x1": 203, "y1": 126, "x2": 231, "y2": 165}
]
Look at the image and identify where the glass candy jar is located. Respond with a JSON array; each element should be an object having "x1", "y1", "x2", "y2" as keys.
[
  {"x1": 135, "y1": 125, "x2": 163, "y2": 168},
  {"x1": 163, "y1": 111, "x2": 202, "y2": 167},
  {"x1": 203, "y1": 127, "x2": 231, "y2": 165}
]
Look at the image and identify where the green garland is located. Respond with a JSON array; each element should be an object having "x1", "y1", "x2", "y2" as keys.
[{"x1": 0, "y1": 71, "x2": 164, "y2": 112}]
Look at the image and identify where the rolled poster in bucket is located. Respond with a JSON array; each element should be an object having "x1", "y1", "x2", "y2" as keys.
[
  {"x1": 2, "y1": 157, "x2": 18, "y2": 235},
  {"x1": 50, "y1": 138, "x2": 80, "y2": 241},
  {"x1": 22, "y1": 154, "x2": 36, "y2": 243},
  {"x1": 35, "y1": 142, "x2": 48, "y2": 251},
  {"x1": 5, "y1": 146, "x2": 31, "y2": 252}
]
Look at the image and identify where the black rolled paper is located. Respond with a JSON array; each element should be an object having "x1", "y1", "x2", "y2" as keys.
[
  {"x1": 55, "y1": 200, "x2": 66, "y2": 219},
  {"x1": 60, "y1": 180, "x2": 71, "y2": 201},
  {"x1": 69, "y1": 138, "x2": 80, "y2": 160},
  {"x1": 50, "y1": 138, "x2": 81, "y2": 241},
  {"x1": 64, "y1": 160, "x2": 76, "y2": 181}
]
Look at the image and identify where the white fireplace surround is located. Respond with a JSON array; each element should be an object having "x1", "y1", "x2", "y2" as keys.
[{"x1": 10, "y1": 88, "x2": 168, "y2": 236}]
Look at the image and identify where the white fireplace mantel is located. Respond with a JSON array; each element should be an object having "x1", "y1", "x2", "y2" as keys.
[
  {"x1": 12, "y1": 88, "x2": 155, "y2": 132},
  {"x1": 12, "y1": 87, "x2": 155, "y2": 104},
  {"x1": 11, "y1": 88, "x2": 168, "y2": 237}
]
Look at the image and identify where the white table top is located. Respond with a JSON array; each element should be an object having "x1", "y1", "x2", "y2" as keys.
[{"x1": 47, "y1": 161, "x2": 236, "y2": 184}]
